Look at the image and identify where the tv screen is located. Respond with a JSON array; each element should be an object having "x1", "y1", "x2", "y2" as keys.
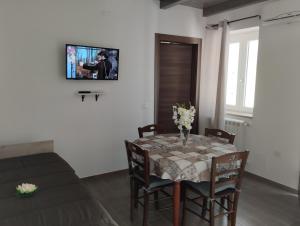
[{"x1": 66, "y1": 44, "x2": 119, "y2": 80}]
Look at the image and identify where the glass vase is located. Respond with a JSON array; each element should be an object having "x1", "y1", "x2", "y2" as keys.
[{"x1": 180, "y1": 127, "x2": 190, "y2": 146}]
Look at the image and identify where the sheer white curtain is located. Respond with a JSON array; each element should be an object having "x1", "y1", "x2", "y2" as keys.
[{"x1": 199, "y1": 21, "x2": 230, "y2": 133}]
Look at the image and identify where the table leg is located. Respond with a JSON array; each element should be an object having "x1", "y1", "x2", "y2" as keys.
[{"x1": 173, "y1": 181, "x2": 181, "y2": 226}]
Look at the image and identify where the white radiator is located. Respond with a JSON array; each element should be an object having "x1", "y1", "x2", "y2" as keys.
[{"x1": 225, "y1": 118, "x2": 249, "y2": 150}]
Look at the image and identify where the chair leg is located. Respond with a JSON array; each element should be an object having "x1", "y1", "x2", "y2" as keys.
[
  {"x1": 209, "y1": 200, "x2": 215, "y2": 226},
  {"x1": 227, "y1": 194, "x2": 234, "y2": 225},
  {"x1": 201, "y1": 198, "x2": 208, "y2": 218},
  {"x1": 181, "y1": 186, "x2": 186, "y2": 226},
  {"x1": 221, "y1": 197, "x2": 226, "y2": 209},
  {"x1": 231, "y1": 192, "x2": 240, "y2": 226},
  {"x1": 130, "y1": 177, "x2": 134, "y2": 221},
  {"x1": 134, "y1": 182, "x2": 139, "y2": 208},
  {"x1": 154, "y1": 191, "x2": 159, "y2": 210},
  {"x1": 143, "y1": 191, "x2": 149, "y2": 226}
]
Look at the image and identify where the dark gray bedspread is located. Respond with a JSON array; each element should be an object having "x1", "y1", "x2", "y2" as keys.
[{"x1": 0, "y1": 153, "x2": 118, "y2": 226}]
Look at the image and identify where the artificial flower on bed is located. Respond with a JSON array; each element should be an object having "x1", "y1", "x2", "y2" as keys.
[
  {"x1": 16, "y1": 183, "x2": 38, "y2": 198},
  {"x1": 172, "y1": 103, "x2": 196, "y2": 145}
]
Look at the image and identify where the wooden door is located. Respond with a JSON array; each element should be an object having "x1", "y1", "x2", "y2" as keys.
[{"x1": 155, "y1": 34, "x2": 200, "y2": 134}]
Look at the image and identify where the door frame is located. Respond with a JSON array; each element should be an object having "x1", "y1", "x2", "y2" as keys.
[{"x1": 154, "y1": 33, "x2": 202, "y2": 134}]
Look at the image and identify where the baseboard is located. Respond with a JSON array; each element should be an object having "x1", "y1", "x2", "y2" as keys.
[
  {"x1": 82, "y1": 169, "x2": 128, "y2": 180},
  {"x1": 245, "y1": 171, "x2": 299, "y2": 194}
]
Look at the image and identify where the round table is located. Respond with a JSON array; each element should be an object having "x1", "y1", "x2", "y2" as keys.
[{"x1": 134, "y1": 133, "x2": 238, "y2": 226}]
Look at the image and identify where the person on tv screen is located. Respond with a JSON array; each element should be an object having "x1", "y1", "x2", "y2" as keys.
[{"x1": 83, "y1": 50, "x2": 112, "y2": 80}]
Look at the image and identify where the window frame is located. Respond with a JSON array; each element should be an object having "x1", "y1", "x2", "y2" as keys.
[{"x1": 225, "y1": 27, "x2": 259, "y2": 116}]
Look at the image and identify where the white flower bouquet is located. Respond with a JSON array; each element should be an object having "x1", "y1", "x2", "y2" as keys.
[
  {"x1": 172, "y1": 104, "x2": 196, "y2": 145},
  {"x1": 16, "y1": 183, "x2": 38, "y2": 198},
  {"x1": 172, "y1": 104, "x2": 196, "y2": 130}
]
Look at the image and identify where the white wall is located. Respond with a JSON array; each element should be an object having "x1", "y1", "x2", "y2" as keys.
[
  {"x1": 207, "y1": 0, "x2": 300, "y2": 190},
  {"x1": 0, "y1": 0, "x2": 205, "y2": 177}
]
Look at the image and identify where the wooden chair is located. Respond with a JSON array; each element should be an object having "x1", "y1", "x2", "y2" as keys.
[
  {"x1": 138, "y1": 124, "x2": 159, "y2": 138},
  {"x1": 205, "y1": 128, "x2": 236, "y2": 144},
  {"x1": 125, "y1": 140, "x2": 173, "y2": 226},
  {"x1": 205, "y1": 128, "x2": 236, "y2": 207},
  {"x1": 182, "y1": 151, "x2": 249, "y2": 226}
]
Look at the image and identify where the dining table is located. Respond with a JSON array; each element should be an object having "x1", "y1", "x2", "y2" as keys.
[{"x1": 133, "y1": 133, "x2": 238, "y2": 226}]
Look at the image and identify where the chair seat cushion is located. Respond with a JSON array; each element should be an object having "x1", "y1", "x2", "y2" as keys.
[
  {"x1": 183, "y1": 181, "x2": 235, "y2": 197},
  {"x1": 133, "y1": 170, "x2": 173, "y2": 190},
  {"x1": 148, "y1": 176, "x2": 173, "y2": 189}
]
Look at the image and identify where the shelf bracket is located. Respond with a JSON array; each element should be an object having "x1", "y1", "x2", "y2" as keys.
[
  {"x1": 77, "y1": 90, "x2": 104, "y2": 102},
  {"x1": 95, "y1": 94, "x2": 100, "y2": 101}
]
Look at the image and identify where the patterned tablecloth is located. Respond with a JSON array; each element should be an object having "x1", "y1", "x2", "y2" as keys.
[{"x1": 133, "y1": 134, "x2": 238, "y2": 182}]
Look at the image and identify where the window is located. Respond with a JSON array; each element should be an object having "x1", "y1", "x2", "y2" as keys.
[{"x1": 225, "y1": 27, "x2": 259, "y2": 116}]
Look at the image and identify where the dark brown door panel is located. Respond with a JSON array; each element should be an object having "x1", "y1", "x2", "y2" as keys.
[{"x1": 155, "y1": 34, "x2": 201, "y2": 134}]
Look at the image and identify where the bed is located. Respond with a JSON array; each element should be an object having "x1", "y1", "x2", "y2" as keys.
[{"x1": 0, "y1": 140, "x2": 118, "y2": 226}]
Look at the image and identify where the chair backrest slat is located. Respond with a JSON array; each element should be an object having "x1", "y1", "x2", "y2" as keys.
[
  {"x1": 138, "y1": 124, "x2": 159, "y2": 138},
  {"x1": 210, "y1": 151, "x2": 249, "y2": 198},
  {"x1": 215, "y1": 168, "x2": 240, "y2": 176},
  {"x1": 205, "y1": 128, "x2": 235, "y2": 144},
  {"x1": 215, "y1": 177, "x2": 239, "y2": 189},
  {"x1": 125, "y1": 140, "x2": 150, "y2": 186}
]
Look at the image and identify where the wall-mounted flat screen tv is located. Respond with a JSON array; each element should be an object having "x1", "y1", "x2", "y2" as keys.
[{"x1": 66, "y1": 44, "x2": 119, "y2": 80}]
